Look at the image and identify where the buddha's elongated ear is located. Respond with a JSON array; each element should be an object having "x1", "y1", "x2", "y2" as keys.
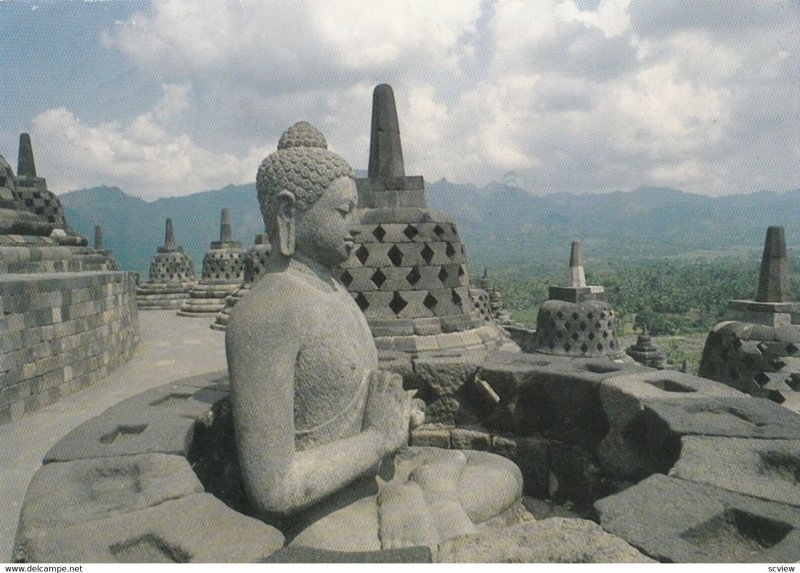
[{"x1": 276, "y1": 190, "x2": 296, "y2": 257}]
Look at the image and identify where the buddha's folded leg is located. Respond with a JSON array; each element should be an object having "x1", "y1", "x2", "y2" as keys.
[
  {"x1": 376, "y1": 481, "x2": 438, "y2": 549},
  {"x1": 408, "y1": 452, "x2": 478, "y2": 541},
  {"x1": 288, "y1": 474, "x2": 381, "y2": 552},
  {"x1": 458, "y1": 450, "x2": 524, "y2": 525}
]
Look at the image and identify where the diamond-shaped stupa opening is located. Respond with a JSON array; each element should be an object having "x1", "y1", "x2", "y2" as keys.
[
  {"x1": 389, "y1": 291, "x2": 408, "y2": 315},
  {"x1": 371, "y1": 269, "x2": 387, "y2": 288},
  {"x1": 355, "y1": 245, "x2": 369, "y2": 265},
  {"x1": 387, "y1": 245, "x2": 404, "y2": 267},
  {"x1": 355, "y1": 292, "x2": 369, "y2": 311},
  {"x1": 406, "y1": 267, "x2": 421, "y2": 286},
  {"x1": 423, "y1": 293, "x2": 437, "y2": 310}
]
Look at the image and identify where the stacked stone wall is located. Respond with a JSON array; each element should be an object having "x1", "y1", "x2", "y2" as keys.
[{"x1": 0, "y1": 272, "x2": 140, "y2": 424}]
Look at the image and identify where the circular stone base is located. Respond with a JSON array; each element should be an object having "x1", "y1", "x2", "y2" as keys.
[{"x1": 14, "y1": 361, "x2": 800, "y2": 563}]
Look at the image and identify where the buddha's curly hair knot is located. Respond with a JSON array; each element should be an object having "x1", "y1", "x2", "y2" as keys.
[{"x1": 257, "y1": 122, "x2": 354, "y2": 226}]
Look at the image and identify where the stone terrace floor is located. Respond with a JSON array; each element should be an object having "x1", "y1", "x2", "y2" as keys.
[{"x1": 0, "y1": 311, "x2": 227, "y2": 561}]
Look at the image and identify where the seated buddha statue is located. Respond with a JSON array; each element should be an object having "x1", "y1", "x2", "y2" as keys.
[{"x1": 226, "y1": 122, "x2": 523, "y2": 552}]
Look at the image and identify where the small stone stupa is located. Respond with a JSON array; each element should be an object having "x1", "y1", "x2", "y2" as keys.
[
  {"x1": 625, "y1": 328, "x2": 669, "y2": 369},
  {"x1": 82, "y1": 225, "x2": 119, "y2": 271},
  {"x1": 471, "y1": 268, "x2": 514, "y2": 326},
  {"x1": 211, "y1": 233, "x2": 271, "y2": 331},
  {"x1": 137, "y1": 218, "x2": 197, "y2": 310},
  {"x1": 178, "y1": 209, "x2": 245, "y2": 317},
  {"x1": 0, "y1": 136, "x2": 111, "y2": 273},
  {"x1": 14, "y1": 134, "x2": 72, "y2": 235},
  {"x1": 0, "y1": 154, "x2": 57, "y2": 239},
  {"x1": 533, "y1": 241, "x2": 623, "y2": 359},
  {"x1": 700, "y1": 226, "x2": 800, "y2": 405},
  {"x1": 335, "y1": 84, "x2": 507, "y2": 355}
]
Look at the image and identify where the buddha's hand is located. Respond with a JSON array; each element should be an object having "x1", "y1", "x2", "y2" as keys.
[{"x1": 363, "y1": 370, "x2": 413, "y2": 456}]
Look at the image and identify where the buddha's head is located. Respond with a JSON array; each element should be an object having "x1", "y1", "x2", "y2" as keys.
[{"x1": 257, "y1": 122, "x2": 358, "y2": 267}]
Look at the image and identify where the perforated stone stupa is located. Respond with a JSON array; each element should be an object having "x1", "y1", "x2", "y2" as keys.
[
  {"x1": 0, "y1": 135, "x2": 121, "y2": 273},
  {"x1": 14, "y1": 134, "x2": 68, "y2": 229},
  {"x1": 700, "y1": 226, "x2": 800, "y2": 408},
  {"x1": 178, "y1": 209, "x2": 245, "y2": 317},
  {"x1": 211, "y1": 234, "x2": 270, "y2": 331},
  {"x1": 533, "y1": 241, "x2": 623, "y2": 359},
  {"x1": 137, "y1": 219, "x2": 197, "y2": 310},
  {"x1": 625, "y1": 330, "x2": 669, "y2": 369},
  {"x1": 83, "y1": 225, "x2": 119, "y2": 271},
  {"x1": 335, "y1": 84, "x2": 506, "y2": 355}
]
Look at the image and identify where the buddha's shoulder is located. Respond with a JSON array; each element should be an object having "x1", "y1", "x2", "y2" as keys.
[{"x1": 236, "y1": 269, "x2": 326, "y2": 317}]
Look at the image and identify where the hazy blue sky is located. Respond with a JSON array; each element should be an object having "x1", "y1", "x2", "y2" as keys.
[{"x1": 1, "y1": 0, "x2": 798, "y2": 199}]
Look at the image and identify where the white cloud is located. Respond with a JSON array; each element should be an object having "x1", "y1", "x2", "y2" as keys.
[
  {"x1": 105, "y1": 1, "x2": 482, "y2": 86},
  {"x1": 31, "y1": 85, "x2": 273, "y2": 199},
  {"x1": 30, "y1": 0, "x2": 798, "y2": 197}
]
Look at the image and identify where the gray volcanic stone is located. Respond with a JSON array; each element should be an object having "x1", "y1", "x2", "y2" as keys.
[
  {"x1": 413, "y1": 353, "x2": 485, "y2": 425},
  {"x1": 437, "y1": 518, "x2": 654, "y2": 563},
  {"x1": 669, "y1": 436, "x2": 800, "y2": 507},
  {"x1": 644, "y1": 396, "x2": 800, "y2": 440},
  {"x1": 14, "y1": 454, "x2": 203, "y2": 552},
  {"x1": 260, "y1": 545, "x2": 433, "y2": 563},
  {"x1": 757, "y1": 226, "x2": 792, "y2": 303},
  {"x1": 263, "y1": 545, "x2": 431, "y2": 563},
  {"x1": 368, "y1": 83, "x2": 406, "y2": 180},
  {"x1": 16, "y1": 493, "x2": 284, "y2": 563},
  {"x1": 595, "y1": 474, "x2": 800, "y2": 562},
  {"x1": 165, "y1": 369, "x2": 229, "y2": 390},
  {"x1": 17, "y1": 133, "x2": 36, "y2": 177},
  {"x1": 102, "y1": 382, "x2": 228, "y2": 424},
  {"x1": 598, "y1": 370, "x2": 744, "y2": 479},
  {"x1": 43, "y1": 411, "x2": 196, "y2": 463}
]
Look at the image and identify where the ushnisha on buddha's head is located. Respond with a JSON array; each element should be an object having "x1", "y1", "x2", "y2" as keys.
[{"x1": 256, "y1": 121, "x2": 359, "y2": 268}]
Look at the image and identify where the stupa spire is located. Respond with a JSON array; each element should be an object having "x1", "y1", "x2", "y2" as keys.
[
  {"x1": 755, "y1": 226, "x2": 792, "y2": 302},
  {"x1": 368, "y1": 84, "x2": 405, "y2": 179},
  {"x1": 568, "y1": 241, "x2": 587, "y2": 288},
  {"x1": 94, "y1": 225, "x2": 103, "y2": 250},
  {"x1": 164, "y1": 218, "x2": 176, "y2": 250},
  {"x1": 17, "y1": 133, "x2": 36, "y2": 177},
  {"x1": 220, "y1": 208, "x2": 232, "y2": 243}
]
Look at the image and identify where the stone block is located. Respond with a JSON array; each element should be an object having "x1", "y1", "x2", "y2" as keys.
[
  {"x1": 597, "y1": 370, "x2": 744, "y2": 480},
  {"x1": 595, "y1": 474, "x2": 800, "y2": 562},
  {"x1": 437, "y1": 518, "x2": 654, "y2": 563},
  {"x1": 102, "y1": 383, "x2": 228, "y2": 424},
  {"x1": 44, "y1": 411, "x2": 196, "y2": 463},
  {"x1": 514, "y1": 368, "x2": 607, "y2": 449},
  {"x1": 491, "y1": 435, "x2": 517, "y2": 459},
  {"x1": 15, "y1": 454, "x2": 203, "y2": 548},
  {"x1": 359, "y1": 290, "x2": 397, "y2": 319},
  {"x1": 644, "y1": 396, "x2": 800, "y2": 440},
  {"x1": 435, "y1": 332, "x2": 467, "y2": 351},
  {"x1": 16, "y1": 493, "x2": 284, "y2": 563},
  {"x1": 547, "y1": 442, "x2": 614, "y2": 510},
  {"x1": 513, "y1": 436, "x2": 550, "y2": 499},
  {"x1": 410, "y1": 426, "x2": 451, "y2": 448},
  {"x1": 394, "y1": 290, "x2": 435, "y2": 319},
  {"x1": 669, "y1": 436, "x2": 800, "y2": 507},
  {"x1": 262, "y1": 545, "x2": 432, "y2": 563},
  {"x1": 338, "y1": 266, "x2": 375, "y2": 291},
  {"x1": 413, "y1": 317, "x2": 443, "y2": 336},
  {"x1": 450, "y1": 428, "x2": 491, "y2": 451}
]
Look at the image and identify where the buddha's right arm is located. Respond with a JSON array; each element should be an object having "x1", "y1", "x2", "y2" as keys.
[{"x1": 241, "y1": 429, "x2": 388, "y2": 516}]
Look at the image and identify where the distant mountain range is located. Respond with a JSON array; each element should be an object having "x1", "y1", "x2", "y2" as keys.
[{"x1": 60, "y1": 181, "x2": 800, "y2": 276}]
